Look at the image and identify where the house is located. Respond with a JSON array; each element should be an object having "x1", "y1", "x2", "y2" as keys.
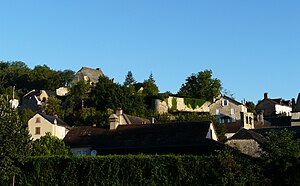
[
  {"x1": 109, "y1": 108, "x2": 151, "y2": 130},
  {"x1": 153, "y1": 95, "x2": 210, "y2": 114},
  {"x1": 209, "y1": 95, "x2": 254, "y2": 131},
  {"x1": 21, "y1": 90, "x2": 49, "y2": 112},
  {"x1": 256, "y1": 92, "x2": 292, "y2": 117},
  {"x1": 72, "y1": 67, "x2": 104, "y2": 85},
  {"x1": 28, "y1": 113, "x2": 70, "y2": 141},
  {"x1": 226, "y1": 128, "x2": 266, "y2": 157},
  {"x1": 63, "y1": 121, "x2": 223, "y2": 156}
]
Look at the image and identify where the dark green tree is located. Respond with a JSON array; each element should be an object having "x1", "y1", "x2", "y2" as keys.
[
  {"x1": 178, "y1": 70, "x2": 222, "y2": 101},
  {"x1": 91, "y1": 76, "x2": 122, "y2": 111},
  {"x1": 45, "y1": 96, "x2": 63, "y2": 117},
  {"x1": 143, "y1": 73, "x2": 159, "y2": 96},
  {"x1": 124, "y1": 71, "x2": 136, "y2": 86},
  {"x1": 0, "y1": 96, "x2": 31, "y2": 183},
  {"x1": 261, "y1": 129, "x2": 300, "y2": 185},
  {"x1": 31, "y1": 132, "x2": 72, "y2": 156},
  {"x1": 246, "y1": 101, "x2": 257, "y2": 115}
]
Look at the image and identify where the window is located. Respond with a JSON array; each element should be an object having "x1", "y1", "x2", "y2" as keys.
[
  {"x1": 221, "y1": 100, "x2": 228, "y2": 106},
  {"x1": 36, "y1": 117, "x2": 41, "y2": 123},
  {"x1": 216, "y1": 109, "x2": 220, "y2": 115},
  {"x1": 231, "y1": 108, "x2": 235, "y2": 115},
  {"x1": 35, "y1": 127, "x2": 41, "y2": 135}
]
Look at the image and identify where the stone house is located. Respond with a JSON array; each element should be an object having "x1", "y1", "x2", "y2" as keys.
[
  {"x1": 256, "y1": 92, "x2": 292, "y2": 117},
  {"x1": 28, "y1": 113, "x2": 70, "y2": 141},
  {"x1": 226, "y1": 128, "x2": 266, "y2": 157},
  {"x1": 21, "y1": 90, "x2": 50, "y2": 112},
  {"x1": 209, "y1": 95, "x2": 254, "y2": 130},
  {"x1": 72, "y1": 67, "x2": 104, "y2": 85},
  {"x1": 64, "y1": 121, "x2": 222, "y2": 156}
]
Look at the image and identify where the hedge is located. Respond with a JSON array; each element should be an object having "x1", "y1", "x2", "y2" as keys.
[{"x1": 15, "y1": 152, "x2": 267, "y2": 186}]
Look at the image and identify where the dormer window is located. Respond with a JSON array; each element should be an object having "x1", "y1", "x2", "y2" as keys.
[
  {"x1": 36, "y1": 117, "x2": 41, "y2": 123},
  {"x1": 221, "y1": 100, "x2": 228, "y2": 106}
]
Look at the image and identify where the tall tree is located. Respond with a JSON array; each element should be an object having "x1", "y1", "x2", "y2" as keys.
[
  {"x1": 0, "y1": 96, "x2": 31, "y2": 183},
  {"x1": 178, "y1": 70, "x2": 222, "y2": 101},
  {"x1": 124, "y1": 71, "x2": 135, "y2": 86},
  {"x1": 143, "y1": 73, "x2": 159, "y2": 96}
]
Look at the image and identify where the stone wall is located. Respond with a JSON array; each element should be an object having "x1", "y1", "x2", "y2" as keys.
[{"x1": 153, "y1": 96, "x2": 210, "y2": 114}]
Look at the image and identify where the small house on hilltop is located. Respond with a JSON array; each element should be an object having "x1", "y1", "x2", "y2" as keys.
[
  {"x1": 21, "y1": 90, "x2": 49, "y2": 112},
  {"x1": 72, "y1": 67, "x2": 104, "y2": 85}
]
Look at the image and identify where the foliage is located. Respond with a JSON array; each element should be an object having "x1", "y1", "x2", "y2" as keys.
[
  {"x1": 0, "y1": 96, "x2": 31, "y2": 183},
  {"x1": 260, "y1": 129, "x2": 300, "y2": 185},
  {"x1": 18, "y1": 151, "x2": 266, "y2": 185},
  {"x1": 169, "y1": 97, "x2": 177, "y2": 112},
  {"x1": 45, "y1": 96, "x2": 63, "y2": 117},
  {"x1": 183, "y1": 97, "x2": 206, "y2": 110},
  {"x1": 246, "y1": 101, "x2": 257, "y2": 115},
  {"x1": 31, "y1": 133, "x2": 72, "y2": 156},
  {"x1": 142, "y1": 73, "x2": 159, "y2": 96},
  {"x1": 124, "y1": 71, "x2": 136, "y2": 86},
  {"x1": 178, "y1": 69, "x2": 222, "y2": 101}
]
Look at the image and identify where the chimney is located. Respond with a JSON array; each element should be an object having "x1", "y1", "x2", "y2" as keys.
[
  {"x1": 151, "y1": 117, "x2": 155, "y2": 124},
  {"x1": 264, "y1": 92, "x2": 268, "y2": 99},
  {"x1": 292, "y1": 98, "x2": 296, "y2": 112},
  {"x1": 109, "y1": 114, "x2": 119, "y2": 130},
  {"x1": 116, "y1": 108, "x2": 123, "y2": 116}
]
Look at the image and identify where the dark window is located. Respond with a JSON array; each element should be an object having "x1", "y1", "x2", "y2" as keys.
[{"x1": 35, "y1": 127, "x2": 41, "y2": 135}]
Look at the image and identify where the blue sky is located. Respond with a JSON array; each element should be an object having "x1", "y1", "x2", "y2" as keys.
[{"x1": 1, "y1": 1, "x2": 300, "y2": 103}]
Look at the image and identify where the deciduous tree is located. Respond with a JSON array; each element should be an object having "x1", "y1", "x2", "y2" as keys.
[
  {"x1": 0, "y1": 96, "x2": 31, "y2": 183},
  {"x1": 178, "y1": 70, "x2": 222, "y2": 101}
]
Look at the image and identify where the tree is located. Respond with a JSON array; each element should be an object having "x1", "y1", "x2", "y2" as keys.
[
  {"x1": 178, "y1": 70, "x2": 222, "y2": 101},
  {"x1": 261, "y1": 129, "x2": 300, "y2": 185},
  {"x1": 143, "y1": 73, "x2": 159, "y2": 96},
  {"x1": 124, "y1": 71, "x2": 135, "y2": 86},
  {"x1": 45, "y1": 96, "x2": 63, "y2": 117},
  {"x1": 31, "y1": 132, "x2": 72, "y2": 156},
  {"x1": 246, "y1": 101, "x2": 257, "y2": 115},
  {"x1": 0, "y1": 96, "x2": 31, "y2": 183}
]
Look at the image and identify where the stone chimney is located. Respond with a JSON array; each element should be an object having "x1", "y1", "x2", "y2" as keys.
[
  {"x1": 116, "y1": 108, "x2": 123, "y2": 116},
  {"x1": 109, "y1": 114, "x2": 119, "y2": 130},
  {"x1": 264, "y1": 92, "x2": 268, "y2": 99}
]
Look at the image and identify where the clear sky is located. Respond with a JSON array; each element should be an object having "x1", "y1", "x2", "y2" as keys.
[{"x1": 1, "y1": 1, "x2": 300, "y2": 103}]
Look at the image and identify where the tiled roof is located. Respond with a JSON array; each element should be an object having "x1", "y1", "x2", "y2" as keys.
[
  {"x1": 63, "y1": 121, "x2": 223, "y2": 154},
  {"x1": 230, "y1": 128, "x2": 266, "y2": 144},
  {"x1": 264, "y1": 116, "x2": 291, "y2": 127},
  {"x1": 123, "y1": 114, "x2": 151, "y2": 124},
  {"x1": 39, "y1": 113, "x2": 70, "y2": 128},
  {"x1": 225, "y1": 122, "x2": 242, "y2": 133}
]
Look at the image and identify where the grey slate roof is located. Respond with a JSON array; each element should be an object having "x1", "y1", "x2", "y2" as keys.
[
  {"x1": 230, "y1": 128, "x2": 266, "y2": 144},
  {"x1": 39, "y1": 113, "x2": 70, "y2": 128},
  {"x1": 72, "y1": 67, "x2": 104, "y2": 84}
]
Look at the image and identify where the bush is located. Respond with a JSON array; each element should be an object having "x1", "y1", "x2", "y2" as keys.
[{"x1": 17, "y1": 151, "x2": 266, "y2": 185}]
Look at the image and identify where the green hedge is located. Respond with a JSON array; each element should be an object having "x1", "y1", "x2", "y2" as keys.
[{"x1": 16, "y1": 152, "x2": 266, "y2": 185}]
